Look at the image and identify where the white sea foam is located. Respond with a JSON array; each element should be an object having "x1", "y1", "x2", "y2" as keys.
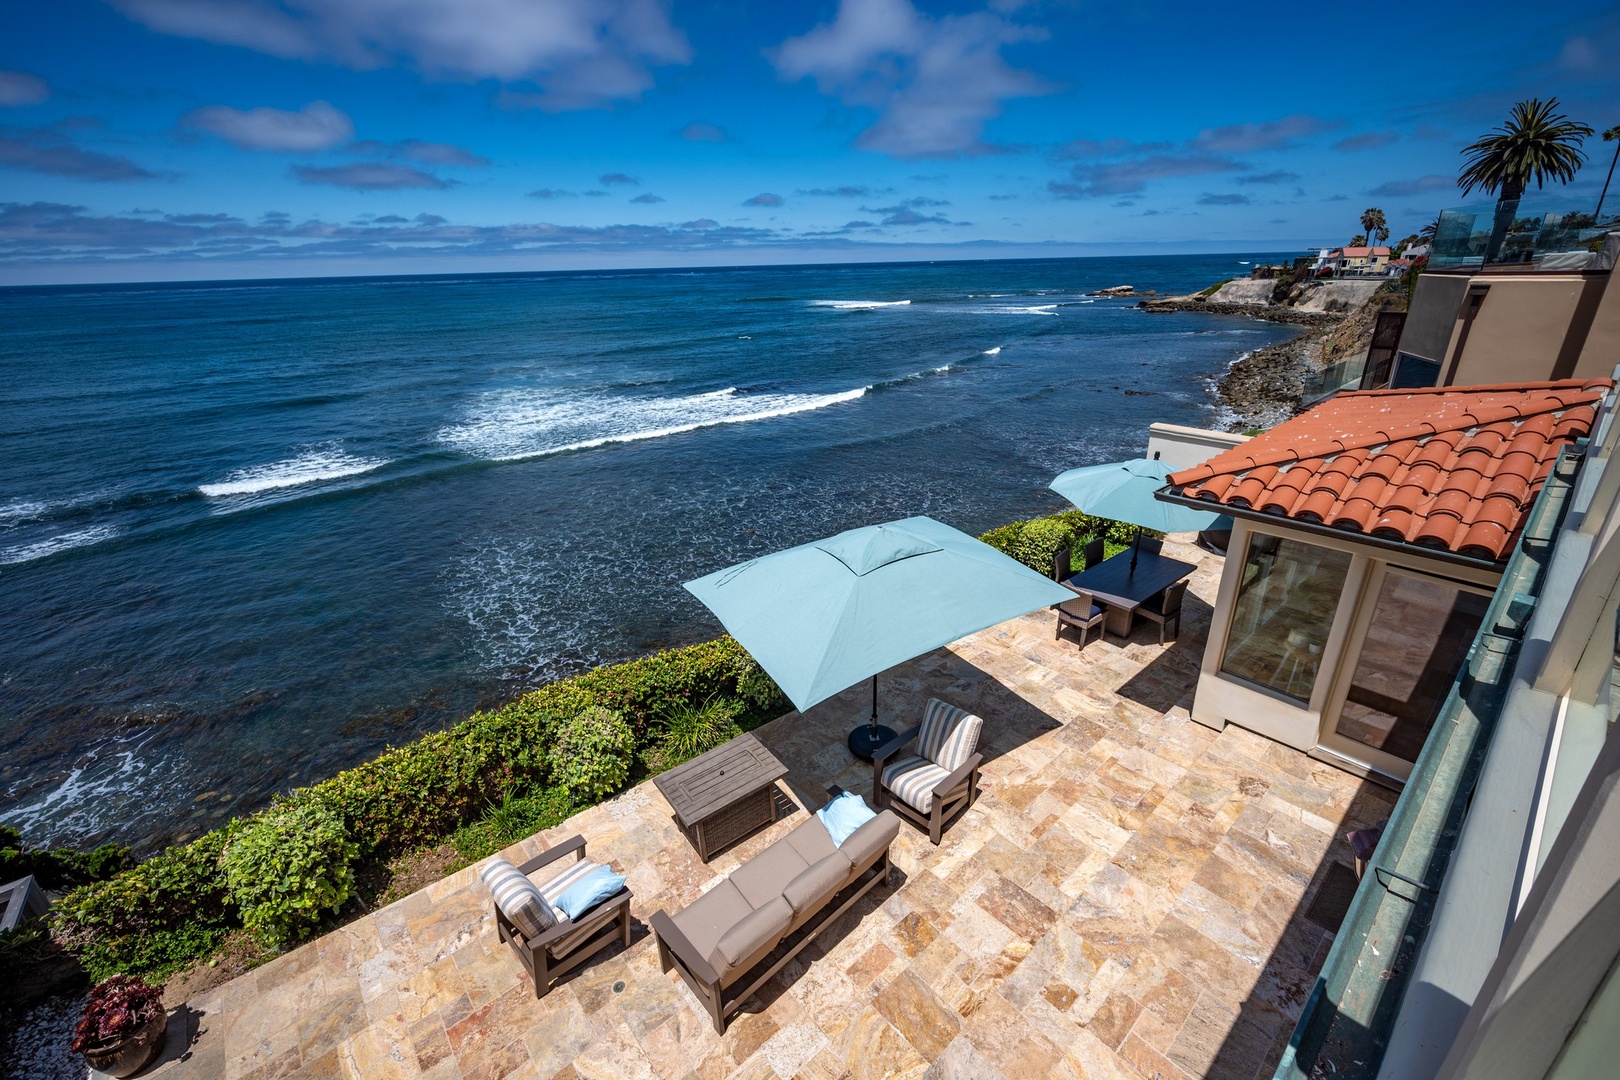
[
  {"x1": 0, "y1": 500, "x2": 49, "y2": 527},
  {"x1": 0, "y1": 524, "x2": 120, "y2": 566},
  {"x1": 973, "y1": 304, "x2": 1058, "y2": 316},
  {"x1": 0, "y1": 729, "x2": 168, "y2": 841},
  {"x1": 200, "y1": 446, "x2": 389, "y2": 497},
  {"x1": 808, "y1": 299, "x2": 912, "y2": 309},
  {"x1": 439, "y1": 384, "x2": 868, "y2": 462},
  {"x1": 983, "y1": 346, "x2": 1002, "y2": 355}
]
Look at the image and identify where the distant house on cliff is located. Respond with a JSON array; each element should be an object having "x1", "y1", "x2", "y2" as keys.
[{"x1": 1338, "y1": 246, "x2": 1391, "y2": 275}]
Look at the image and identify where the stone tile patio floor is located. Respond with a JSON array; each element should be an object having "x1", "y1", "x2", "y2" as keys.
[{"x1": 154, "y1": 541, "x2": 1396, "y2": 1080}]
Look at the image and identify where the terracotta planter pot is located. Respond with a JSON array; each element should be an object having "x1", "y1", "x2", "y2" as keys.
[{"x1": 80, "y1": 1009, "x2": 167, "y2": 1078}]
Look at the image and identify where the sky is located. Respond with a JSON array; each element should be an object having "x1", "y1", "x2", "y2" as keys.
[{"x1": 0, "y1": 0, "x2": 1616, "y2": 284}]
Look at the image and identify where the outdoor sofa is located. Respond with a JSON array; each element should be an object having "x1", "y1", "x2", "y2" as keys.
[
  {"x1": 481, "y1": 835, "x2": 633, "y2": 999},
  {"x1": 650, "y1": 790, "x2": 901, "y2": 1033}
]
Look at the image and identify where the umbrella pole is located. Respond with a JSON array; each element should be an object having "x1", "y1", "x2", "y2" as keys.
[
  {"x1": 846, "y1": 673, "x2": 899, "y2": 763},
  {"x1": 1130, "y1": 528, "x2": 1142, "y2": 573}
]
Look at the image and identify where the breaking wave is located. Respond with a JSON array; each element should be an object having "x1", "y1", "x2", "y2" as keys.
[
  {"x1": 0, "y1": 524, "x2": 121, "y2": 566},
  {"x1": 808, "y1": 299, "x2": 912, "y2": 310},
  {"x1": 439, "y1": 384, "x2": 869, "y2": 462},
  {"x1": 200, "y1": 446, "x2": 390, "y2": 498}
]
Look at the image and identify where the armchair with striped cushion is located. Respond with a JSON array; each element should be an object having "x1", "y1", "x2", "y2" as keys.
[
  {"x1": 478, "y1": 835, "x2": 633, "y2": 999},
  {"x1": 871, "y1": 698, "x2": 984, "y2": 844}
]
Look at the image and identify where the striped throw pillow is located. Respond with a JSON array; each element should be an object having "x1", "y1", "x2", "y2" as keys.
[
  {"x1": 917, "y1": 698, "x2": 983, "y2": 773},
  {"x1": 479, "y1": 857, "x2": 557, "y2": 939}
]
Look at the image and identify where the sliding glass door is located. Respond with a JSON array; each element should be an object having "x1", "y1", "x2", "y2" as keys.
[{"x1": 1319, "y1": 566, "x2": 1491, "y2": 780}]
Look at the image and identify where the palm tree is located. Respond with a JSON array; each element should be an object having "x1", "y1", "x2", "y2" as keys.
[
  {"x1": 1349, "y1": 233, "x2": 1368, "y2": 247},
  {"x1": 1597, "y1": 125, "x2": 1620, "y2": 223},
  {"x1": 1360, "y1": 207, "x2": 1389, "y2": 247},
  {"x1": 1459, "y1": 97, "x2": 1592, "y2": 263},
  {"x1": 1419, "y1": 218, "x2": 1439, "y2": 243}
]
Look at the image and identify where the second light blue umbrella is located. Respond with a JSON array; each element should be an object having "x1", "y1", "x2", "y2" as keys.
[
  {"x1": 1050, "y1": 458, "x2": 1222, "y2": 570},
  {"x1": 685, "y1": 515, "x2": 1076, "y2": 759}
]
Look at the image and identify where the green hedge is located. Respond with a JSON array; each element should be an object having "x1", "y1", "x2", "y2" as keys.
[
  {"x1": 51, "y1": 635, "x2": 787, "y2": 981},
  {"x1": 977, "y1": 510, "x2": 1146, "y2": 576}
]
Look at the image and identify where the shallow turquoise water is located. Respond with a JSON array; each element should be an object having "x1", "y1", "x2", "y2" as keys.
[{"x1": 0, "y1": 255, "x2": 1295, "y2": 849}]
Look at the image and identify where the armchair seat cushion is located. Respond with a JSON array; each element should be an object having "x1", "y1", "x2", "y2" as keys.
[
  {"x1": 882, "y1": 754, "x2": 953, "y2": 812},
  {"x1": 541, "y1": 858, "x2": 625, "y2": 959}
]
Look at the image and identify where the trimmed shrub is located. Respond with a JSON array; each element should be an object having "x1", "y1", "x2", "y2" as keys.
[
  {"x1": 1, "y1": 824, "x2": 132, "y2": 889},
  {"x1": 221, "y1": 803, "x2": 359, "y2": 950},
  {"x1": 977, "y1": 511, "x2": 1149, "y2": 576},
  {"x1": 553, "y1": 706, "x2": 635, "y2": 803},
  {"x1": 51, "y1": 829, "x2": 237, "y2": 983}
]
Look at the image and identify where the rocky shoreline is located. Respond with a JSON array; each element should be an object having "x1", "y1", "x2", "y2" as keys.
[
  {"x1": 1214, "y1": 332, "x2": 1323, "y2": 430},
  {"x1": 1138, "y1": 296, "x2": 1340, "y2": 327}
]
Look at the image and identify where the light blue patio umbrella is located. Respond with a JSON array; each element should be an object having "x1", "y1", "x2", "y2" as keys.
[
  {"x1": 685, "y1": 515, "x2": 1076, "y2": 760},
  {"x1": 1050, "y1": 458, "x2": 1222, "y2": 570}
]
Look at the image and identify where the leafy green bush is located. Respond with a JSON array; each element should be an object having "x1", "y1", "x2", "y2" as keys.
[
  {"x1": 553, "y1": 706, "x2": 635, "y2": 803},
  {"x1": 1, "y1": 824, "x2": 132, "y2": 889},
  {"x1": 51, "y1": 829, "x2": 237, "y2": 982},
  {"x1": 642, "y1": 696, "x2": 744, "y2": 775},
  {"x1": 978, "y1": 510, "x2": 1149, "y2": 576},
  {"x1": 449, "y1": 786, "x2": 574, "y2": 864},
  {"x1": 221, "y1": 803, "x2": 359, "y2": 950}
]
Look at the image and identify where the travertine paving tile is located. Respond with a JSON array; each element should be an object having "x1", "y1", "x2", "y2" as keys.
[{"x1": 143, "y1": 539, "x2": 1389, "y2": 1080}]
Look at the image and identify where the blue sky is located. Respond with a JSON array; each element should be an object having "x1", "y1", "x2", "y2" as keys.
[{"x1": 1, "y1": 0, "x2": 1616, "y2": 283}]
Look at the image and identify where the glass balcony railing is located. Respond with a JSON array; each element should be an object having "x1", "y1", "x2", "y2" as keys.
[{"x1": 1430, "y1": 198, "x2": 1620, "y2": 270}]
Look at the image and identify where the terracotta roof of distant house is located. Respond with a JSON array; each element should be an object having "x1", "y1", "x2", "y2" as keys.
[
  {"x1": 1165, "y1": 379, "x2": 1611, "y2": 561},
  {"x1": 1341, "y1": 246, "x2": 1391, "y2": 258}
]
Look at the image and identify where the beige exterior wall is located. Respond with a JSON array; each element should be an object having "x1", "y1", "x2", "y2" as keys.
[
  {"x1": 1442, "y1": 274, "x2": 1591, "y2": 385},
  {"x1": 1144, "y1": 423, "x2": 1249, "y2": 471},
  {"x1": 1578, "y1": 274, "x2": 1620, "y2": 375},
  {"x1": 1190, "y1": 517, "x2": 1500, "y2": 783}
]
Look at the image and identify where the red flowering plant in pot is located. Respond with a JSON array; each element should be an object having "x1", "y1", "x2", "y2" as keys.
[{"x1": 70, "y1": 974, "x2": 168, "y2": 1078}]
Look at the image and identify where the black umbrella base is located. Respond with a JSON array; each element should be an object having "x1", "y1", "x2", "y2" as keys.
[{"x1": 847, "y1": 723, "x2": 900, "y2": 762}]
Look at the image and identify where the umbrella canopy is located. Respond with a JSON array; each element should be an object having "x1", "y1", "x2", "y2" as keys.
[
  {"x1": 685, "y1": 515, "x2": 1076, "y2": 715},
  {"x1": 1050, "y1": 458, "x2": 1222, "y2": 534}
]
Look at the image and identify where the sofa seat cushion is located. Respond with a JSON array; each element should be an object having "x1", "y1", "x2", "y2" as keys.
[
  {"x1": 670, "y1": 878, "x2": 751, "y2": 967},
  {"x1": 781, "y1": 815, "x2": 839, "y2": 866},
  {"x1": 883, "y1": 754, "x2": 953, "y2": 812},
  {"x1": 714, "y1": 896, "x2": 793, "y2": 973},
  {"x1": 729, "y1": 839, "x2": 810, "y2": 909},
  {"x1": 783, "y1": 849, "x2": 854, "y2": 914},
  {"x1": 841, "y1": 810, "x2": 902, "y2": 873}
]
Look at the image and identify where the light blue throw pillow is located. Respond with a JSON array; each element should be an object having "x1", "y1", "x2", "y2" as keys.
[
  {"x1": 816, "y1": 790, "x2": 877, "y2": 847},
  {"x1": 552, "y1": 864, "x2": 626, "y2": 921}
]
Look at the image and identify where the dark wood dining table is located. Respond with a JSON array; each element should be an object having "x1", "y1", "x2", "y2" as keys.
[{"x1": 1061, "y1": 549, "x2": 1198, "y2": 637}]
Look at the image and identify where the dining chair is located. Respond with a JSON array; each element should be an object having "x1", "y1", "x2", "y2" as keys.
[
  {"x1": 1056, "y1": 588, "x2": 1106, "y2": 648},
  {"x1": 1053, "y1": 546, "x2": 1073, "y2": 582},
  {"x1": 1137, "y1": 579, "x2": 1188, "y2": 644},
  {"x1": 1082, "y1": 537, "x2": 1105, "y2": 570}
]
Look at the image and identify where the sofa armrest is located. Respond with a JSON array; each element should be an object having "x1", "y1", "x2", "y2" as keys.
[
  {"x1": 650, "y1": 909, "x2": 721, "y2": 987},
  {"x1": 930, "y1": 752, "x2": 982, "y2": 801},
  {"x1": 873, "y1": 725, "x2": 921, "y2": 769},
  {"x1": 516, "y1": 834, "x2": 586, "y2": 877},
  {"x1": 840, "y1": 809, "x2": 901, "y2": 872}
]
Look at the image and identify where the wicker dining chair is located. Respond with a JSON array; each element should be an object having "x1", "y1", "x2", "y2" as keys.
[
  {"x1": 1082, "y1": 537, "x2": 1105, "y2": 570},
  {"x1": 1056, "y1": 589, "x2": 1106, "y2": 648},
  {"x1": 1137, "y1": 579, "x2": 1188, "y2": 644}
]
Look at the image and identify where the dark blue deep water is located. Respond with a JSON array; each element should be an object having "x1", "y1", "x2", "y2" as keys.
[{"x1": 0, "y1": 255, "x2": 1295, "y2": 850}]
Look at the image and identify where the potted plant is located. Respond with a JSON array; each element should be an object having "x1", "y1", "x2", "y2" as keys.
[{"x1": 70, "y1": 974, "x2": 168, "y2": 1077}]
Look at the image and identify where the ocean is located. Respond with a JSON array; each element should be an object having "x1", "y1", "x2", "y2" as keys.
[{"x1": 0, "y1": 254, "x2": 1296, "y2": 851}]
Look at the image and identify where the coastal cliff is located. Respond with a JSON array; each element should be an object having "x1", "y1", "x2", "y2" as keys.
[{"x1": 1140, "y1": 276, "x2": 1400, "y2": 429}]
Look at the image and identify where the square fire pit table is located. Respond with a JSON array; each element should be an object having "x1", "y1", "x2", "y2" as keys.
[{"x1": 653, "y1": 732, "x2": 789, "y2": 862}]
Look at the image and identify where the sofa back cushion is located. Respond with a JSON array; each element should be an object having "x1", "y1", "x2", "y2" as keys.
[
  {"x1": 783, "y1": 849, "x2": 854, "y2": 914},
  {"x1": 480, "y1": 858, "x2": 557, "y2": 939},
  {"x1": 714, "y1": 895, "x2": 793, "y2": 972},
  {"x1": 918, "y1": 698, "x2": 983, "y2": 772},
  {"x1": 729, "y1": 840, "x2": 810, "y2": 908}
]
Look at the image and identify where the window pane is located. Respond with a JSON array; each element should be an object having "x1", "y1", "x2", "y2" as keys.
[
  {"x1": 1334, "y1": 574, "x2": 1488, "y2": 761},
  {"x1": 1220, "y1": 536, "x2": 1351, "y2": 702}
]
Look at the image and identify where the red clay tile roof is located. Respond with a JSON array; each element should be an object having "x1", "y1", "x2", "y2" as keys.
[
  {"x1": 1341, "y1": 246, "x2": 1391, "y2": 258},
  {"x1": 1166, "y1": 379, "x2": 1611, "y2": 561}
]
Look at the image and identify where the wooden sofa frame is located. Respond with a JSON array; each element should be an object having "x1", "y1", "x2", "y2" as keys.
[
  {"x1": 648, "y1": 788, "x2": 895, "y2": 1033},
  {"x1": 491, "y1": 835, "x2": 633, "y2": 999}
]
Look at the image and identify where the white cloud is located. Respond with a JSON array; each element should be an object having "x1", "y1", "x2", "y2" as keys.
[
  {"x1": 113, "y1": 0, "x2": 691, "y2": 109},
  {"x1": 185, "y1": 101, "x2": 354, "y2": 152},
  {"x1": 0, "y1": 71, "x2": 49, "y2": 107},
  {"x1": 771, "y1": 0, "x2": 1053, "y2": 158}
]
